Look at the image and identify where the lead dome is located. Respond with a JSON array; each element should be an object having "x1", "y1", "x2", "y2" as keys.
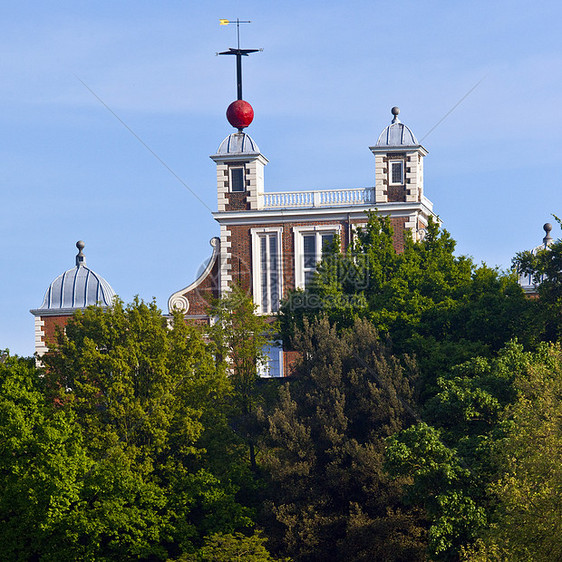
[
  {"x1": 216, "y1": 132, "x2": 260, "y2": 155},
  {"x1": 375, "y1": 106, "x2": 419, "y2": 148},
  {"x1": 33, "y1": 241, "x2": 115, "y2": 312}
]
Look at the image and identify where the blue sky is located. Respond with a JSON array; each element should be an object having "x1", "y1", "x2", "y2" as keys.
[{"x1": 2, "y1": 1, "x2": 562, "y2": 356}]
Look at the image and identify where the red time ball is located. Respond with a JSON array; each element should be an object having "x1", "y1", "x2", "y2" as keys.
[{"x1": 226, "y1": 100, "x2": 254, "y2": 130}]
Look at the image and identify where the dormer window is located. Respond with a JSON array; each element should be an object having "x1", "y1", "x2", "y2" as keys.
[
  {"x1": 230, "y1": 167, "x2": 245, "y2": 192},
  {"x1": 389, "y1": 161, "x2": 404, "y2": 185}
]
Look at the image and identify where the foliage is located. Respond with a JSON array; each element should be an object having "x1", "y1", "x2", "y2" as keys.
[
  {"x1": 0, "y1": 352, "x2": 92, "y2": 561},
  {"x1": 461, "y1": 343, "x2": 562, "y2": 561},
  {"x1": 513, "y1": 229, "x2": 562, "y2": 340},
  {"x1": 209, "y1": 285, "x2": 277, "y2": 471},
  {"x1": 282, "y1": 214, "x2": 533, "y2": 393},
  {"x1": 386, "y1": 342, "x2": 545, "y2": 560},
  {"x1": 385, "y1": 423, "x2": 486, "y2": 560},
  {"x1": 29, "y1": 298, "x2": 254, "y2": 560},
  {"x1": 174, "y1": 530, "x2": 290, "y2": 561},
  {"x1": 277, "y1": 213, "x2": 540, "y2": 559},
  {"x1": 262, "y1": 317, "x2": 427, "y2": 561}
]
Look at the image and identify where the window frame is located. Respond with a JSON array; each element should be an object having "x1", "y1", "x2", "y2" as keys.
[
  {"x1": 293, "y1": 225, "x2": 341, "y2": 289},
  {"x1": 251, "y1": 227, "x2": 283, "y2": 314},
  {"x1": 230, "y1": 166, "x2": 246, "y2": 192},
  {"x1": 259, "y1": 341, "x2": 284, "y2": 378},
  {"x1": 389, "y1": 160, "x2": 404, "y2": 185}
]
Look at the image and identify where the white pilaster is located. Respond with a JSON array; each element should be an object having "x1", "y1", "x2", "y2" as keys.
[
  {"x1": 220, "y1": 224, "x2": 232, "y2": 296},
  {"x1": 34, "y1": 316, "x2": 47, "y2": 360}
]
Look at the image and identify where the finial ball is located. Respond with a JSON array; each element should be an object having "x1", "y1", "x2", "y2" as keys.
[
  {"x1": 544, "y1": 223, "x2": 553, "y2": 233},
  {"x1": 76, "y1": 240, "x2": 85, "y2": 251},
  {"x1": 391, "y1": 106, "x2": 400, "y2": 116},
  {"x1": 227, "y1": 100, "x2": 254, "y2": 130}
]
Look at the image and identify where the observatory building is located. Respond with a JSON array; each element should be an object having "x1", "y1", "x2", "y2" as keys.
[
  {"x1": 167, "y1": 100, "x2": 436, "y2": 375},
  {"x1": 30, "y1": 40, "x2": 439, "y2": 373}
]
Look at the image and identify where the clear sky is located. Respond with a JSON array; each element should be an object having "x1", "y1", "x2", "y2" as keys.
[{"x1": 2, "y1": 0, "x2": 562, "y2": 356}]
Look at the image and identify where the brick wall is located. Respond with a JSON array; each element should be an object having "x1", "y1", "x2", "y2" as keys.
[
  {"x1": 283, "y1": 350, "x2": 300, "y2": 377},
  {"x1": 225, "y1": 192, "x2": 250, "y2": 211},
  {"x1": 224, "y1": 224, "x2": 254, "y2": 292},
  {"x1": 222, "y1": 216, "x2": 408, "y2": 299},
  {"x1": 42, "y1": 315, "x2": 72, "y2": 348}
]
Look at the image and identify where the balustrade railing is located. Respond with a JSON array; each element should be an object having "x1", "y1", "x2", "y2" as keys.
[{"x1": 263, "y1": 187, "x2": 375, "y2": 209}]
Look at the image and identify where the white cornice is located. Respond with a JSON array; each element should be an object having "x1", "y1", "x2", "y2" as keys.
[
  {"x1": 29, "y1": 306, "x2": 109, "y2": 317},
  {"x1": 210, "y1": 153, "x2": 269, "y2": 165},
  {"x1": 369, "y1": 145, "x2": 429, "y2": 156},
  {"x1": 213, "y1": 200, "x2": 435, "y2": 225}
]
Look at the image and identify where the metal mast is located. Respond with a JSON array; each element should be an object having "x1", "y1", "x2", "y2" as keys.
[{"x1": 218, "y1": 18, "x2": 261, "y2": 100}]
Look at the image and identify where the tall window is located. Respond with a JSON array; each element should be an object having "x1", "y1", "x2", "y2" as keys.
[
  {"x1": 230, "y1": 167, "x2": 245, "y2": 192},
  {"x1": 294, "y1": 226, "x2": 339, "y2": 289},
  {"x1": 389, "y1": 160, "x2": 404, "y2": 185},
  {"x1": 251, "y1": 228, "x2": 282, "y2": 314},
  {"x1": 302, "y1": 232, "x2": 334, "y2": 287}
]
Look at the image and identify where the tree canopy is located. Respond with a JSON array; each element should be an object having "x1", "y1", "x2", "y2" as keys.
[
  {"x1": 386, "y1": 341, "x2": 535, "y2": 560},
  {"x1": 277, "y1": 214, "x2": 550, "y2": 559},
  {"x1": 0, "y1": 352, "x2": 91, "y2": 561},
  {"x1": 4, "y1": 215, "x2": 562, "y2": 560},
  {"x1": 282, "y1": 214, "x2": 534, "y2": 393},
  {"x1": 209, "y1": 285, "x2": 277, "y2": 472},
  {"x1": 514, "y1": 229, "x2": 562, "y2": 340},
  {"x1": 262, "y1": 317, "x2": 427, "y2": 561},
  {"x1": 0, "y1": 299, "x2": 268, "y2": 560},
  {"x1": 461, "y1": 343, "x2": 562, "y2": 561}
]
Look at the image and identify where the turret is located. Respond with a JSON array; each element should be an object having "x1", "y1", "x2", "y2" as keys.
[
  {"x1": 370, "y1": 107, "x2": 428, "y2": 204},
  {"x1": 211, "y1": 128, "x2": 268, "y2": 212},
  {"x1": 30, "y1": 241, "x2": 115, "y2": 359}
]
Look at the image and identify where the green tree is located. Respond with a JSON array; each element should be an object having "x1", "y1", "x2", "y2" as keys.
[
  {"x1": 386, "y1": 342, "x2": 536, "y2": 560},
  {"x1": 263, "y1": 317, "x2": 427, "y2": 562},
  {"x1": 513, "y1": 225, "x2": 562, "y2": 341},
  {"x1": 278, "y1": 214, "x2": 537, "y2": 560},
  {"x1": 174, "y1": 530, "x2": 290, "y2": 561},
  {"x1": 209, "y1": 285, "x2": 276, "y2": 472},
  {"x1": 461, "y1": 343, "x2": 562, "y2": 561},
  {"x1": 38, "y1": 299, "x2": 253, "y2": 560},
  {"x1": 385, "y1": 423, "x2": 486, "y2": 560},
  {"x1": 282, "y1": 214, "x2": 533, "y2": 393},
  {"x1": 0, "y1": 352, "x2": 92, "y2": 561}
]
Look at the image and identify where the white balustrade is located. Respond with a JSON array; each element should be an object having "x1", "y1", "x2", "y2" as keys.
[{"x1": 263, "y1": 187, "x2": 375, "y2": 209}]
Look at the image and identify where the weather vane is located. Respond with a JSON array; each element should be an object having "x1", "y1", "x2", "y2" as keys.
[{"x1": 217, "y1": 18, "x2": 262, "y2": 101}]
